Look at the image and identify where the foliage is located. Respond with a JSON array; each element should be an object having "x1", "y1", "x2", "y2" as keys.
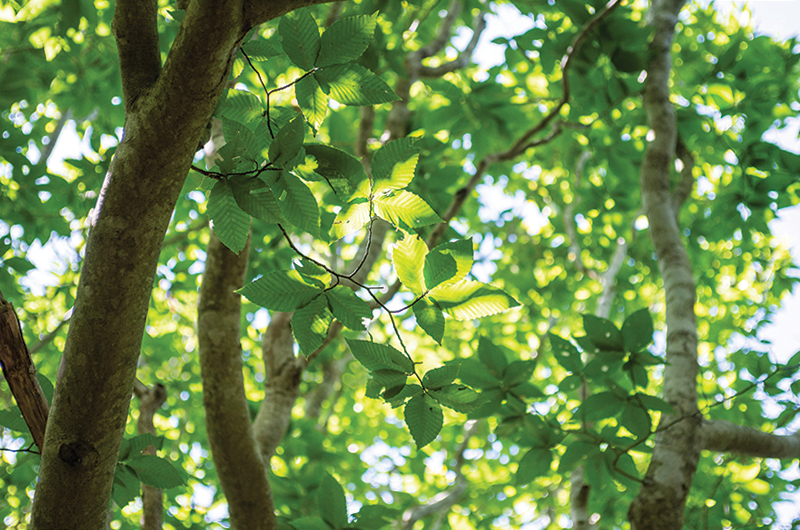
[{"x1": 1, "y1": 0, "x2": 799, "y2": 529}]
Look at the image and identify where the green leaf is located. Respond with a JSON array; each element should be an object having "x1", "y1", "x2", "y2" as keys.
[
  {"x1": 316, "y1": 473, "x2": 348, "y2": 530},
  {"x1": 126, "y1": 455, "x2": 186, "y2": 489},
  {"x1": 458, "y1": 358, "x2": 501, "y2": 390},
  {"x1": 279, "y1": 9, "x2": 320, "y2": 70},
  {"x1": 289, "y1": 517, "x2": 331, "y2": 530},
  {"x1": 374, "y1": 191, "x2": 441, "y2": 231},
  {"x1": 405, "y1": 395, "x2": 443, "y2": 449},
  {"x1": 428, "y1": 384, "x2": 483, "y2": 414},
  {"x1": 317, "y1": 13, "x2": 377, "y2": 67},
  {"x1": 423, "y1": 251, "x2": 457, "y2": 291},
  {"x1": 422, "y1": 365, "x2": 460, "y2": 389},
  {"x1": 331, "y1": 200, "x2": 371, "y2": 240},
  {"x1": 621, "y1": 308, "x2": 654, "y2": 353},
  {"x1": 238, "y1": 270, "x2": 323, "y2": 311},
  {"x1": 222, "y1": 117, "x2": 262, "y2": 160},
  {"x1": 556, "y1": 441, "x2": 596, "y2": 473},
  {"x1": 516, "y1": 448, "x2": 552, "y2": 484},
  {"x1": 218, "y1": 89, "x2": 264, "y2": 125},
  {"x1": 347, "y1": 339, "x2": 414, "y2": 373},
  {"x1": 292, "y1": 295, "x2": 333, "y2": 354},
  {"x1": 579, "y1": 392, "x2": 624, "y2": 422},
  {"x1": 371, "y1": 369, "x2": 408, "y2": 397},
  {"x1": 120, "y1": 434, "x2": 164, "y2": 460},
  {"x1": 304, "y1": 143, "x2": 368, "y2": 200},
  {"x1": 503, "y1": 360, "x2": 536, "y2": 387},
  {"x1": 371, "y1": 137, "x2": 421, "y2": 193},
  {"x1": 619, "y1": 404, "x2": 652, "y2": 439},
  {"x1": 295, "y1": 75, "x2": 329, "y2": 132},
  {"x1": 392, "y1": 234, "x2": 427, "y2": 295},
  {"x1": 315, "y1": 64, "x2": 399, "y2": 106},
  {"x1": 230, "y1": 176, "x2": 283, "y2": 223},
  {"x1": 112, "y1": 464, "x2": 140, "y2": 508},
  {"x1": 269, "y1": 115, "x2": 306, "y2": 168},
  {"x1": 413, "y1": 298, "x2": 445, "y2": 345},
  {"x1": 295, "y1": 258, "x2": 331, "y2": 288},
  {"x1": 241, "y1": 39, "x2": 282, "y2": 61},
  {"x1": 37, "y1": 373, "x2": 54, "y2": 406},
  {"x1": 429, "y1": 239, "x2": 473, "y2": 284},
  {"x1": 387, "y1": 383, "x2": 424, "y2": 408},
  {"x1": 478, "y1": 337, "x2": 508, "y2": 377},
  {"x1": 274, "y1": 171, "x2": 320, "y2": 236},
  {"x1": 549, "y1": 334, "x2": 583, "y2": 373},
  {"x1": 207, "y1": 180, "x2": 250, "y2": 254},
  {"x1": 0, "y1": 407, "x2": 28, "y2": 433},
  {"x1": 583, "y1": 314, "x2": 624, "y2": 352},
  {"x1": 431, "y1": 281, "x2": 520, "y2": 320},
  {"x1": 634, "y1": 393, "x2": 675, "y2": 414},
  {"x1": 325, "y1": 285, "x2": 372, "y2": 330}
]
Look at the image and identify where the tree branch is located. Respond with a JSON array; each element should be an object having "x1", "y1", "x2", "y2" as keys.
[
  {"x1": 133, "y1": 381, "x2": 167, "y2": 530},
  {"x1": 198, "y1": 231, "x2": 277, "y2": 530},
  {"x1": 419, "y1": 11, "x2": 487, "y2": 78},
  {"x1": 671, "y1": 137, "x2": 695, "y2": 215},
  {"x1": 701, "y1": 420, "x2": 800, "y2": 459},
  {"x1": 112, "y1": 0, "x2": 161, "y2": 111},
  {"x1": 0, "y1": 291, "x2": 50, "y2": 452}
]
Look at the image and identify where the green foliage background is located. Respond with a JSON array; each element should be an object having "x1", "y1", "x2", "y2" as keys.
[{"x1": 1, "y1": 0, "x2": 799, "y2": 528}]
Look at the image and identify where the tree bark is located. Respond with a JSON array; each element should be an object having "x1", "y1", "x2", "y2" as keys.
[
  {"x1": 628, "y1": 1, "x2": 699, "y2": 529},
  {"x1": 28, "y1": 0, "x2": 331, "y2": 526},
  {"x1": 198, "y1": 232, "x2": 279, "y2": 530}
]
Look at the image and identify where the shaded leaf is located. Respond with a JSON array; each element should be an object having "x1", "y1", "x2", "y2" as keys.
[
  {"x1": 126, "y1": 455, "x2": 186, "y2": 489},
  {"x1": 621, "y1": 308, "x2": 654, "y2": 353},
  {"x1": 413, "y1": 298, "x2": 445, "y2": 345},
  {"x1": 316, "y1": 64, "x2": 399, "y2": 106},
  {"x1": 238, "y1": 270, "x2": 323, "y2": 312},
  {"x1": 326, "y1": 285, "x2": 372, "y2": 330},
  {"x1": 279, "y1": 9, "x2": 320, "y2": 70},
  {"x1": 207, "y1": 179, "x2": 250, "y2": 253},
  {"x1": 429, "y1": 384, "x2": 483, "y2": 414},
  {"x1": 316, "y1": 473, "x2": 348, "y2": 530},
  {"x1": 347, "y1": 340, "x2": 414, "y2": 373},
  {"x1": 295, "y1": 75, "x2": 329, "y2": 132},
  {"x1": 292, "y1": 295, "x2": 333, "y2": 354},
  {"x1": 317, "y1": 13, "x2": 377, "y2": 67},
  {"x1": 405, "y1": 395, "x2": 443, "y2": 449}
]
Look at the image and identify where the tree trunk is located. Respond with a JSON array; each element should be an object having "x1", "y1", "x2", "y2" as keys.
[{"x1": 628, "y1": 1, "x2": 700, "y2": 528}]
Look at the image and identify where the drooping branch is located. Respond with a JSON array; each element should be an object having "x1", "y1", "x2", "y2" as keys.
[{"x1": 701, "y1": 420, "x2": 800, "y2": 459}]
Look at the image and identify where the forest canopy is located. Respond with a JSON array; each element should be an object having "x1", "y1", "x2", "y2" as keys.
[{"x1": 1, "y1": 0, "x2": 800, "y2": 529}]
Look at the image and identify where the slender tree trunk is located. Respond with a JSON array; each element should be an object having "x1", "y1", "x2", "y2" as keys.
[{"x1": 628, "y1": 1, "x2": 700, "y2": 528}]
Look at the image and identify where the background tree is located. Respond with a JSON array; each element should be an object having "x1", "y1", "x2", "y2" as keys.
[{"x1": 1, "y1": 0, "x2": 799, "y2": 529}]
